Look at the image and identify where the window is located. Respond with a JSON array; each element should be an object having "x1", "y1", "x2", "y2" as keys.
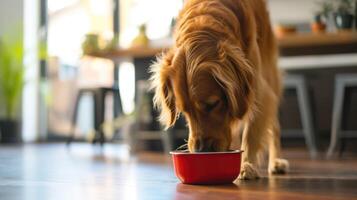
[
  {"x1": 120, "y1": 0, "x2": 183, "y2": 47},
  {"x1": 48, "y1": 0, "x2": 113, "y2": 64}
]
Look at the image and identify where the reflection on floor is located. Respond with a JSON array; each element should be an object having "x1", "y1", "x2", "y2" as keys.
[{"x1": 0, "y1": 143, "x2": 356, "y2": 200}]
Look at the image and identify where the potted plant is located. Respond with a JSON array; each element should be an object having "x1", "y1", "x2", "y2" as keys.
[
  {"x1": 311, "y1": 14, "x2": 327, "y2": 33},
  {"x1": 131, "y1": 24, "x2": 149, "y2": 48},
  {"x1": 334, "y1": 0, "x2": 355, "y2": 30},
  {"x1": 81, "y1": 33, "x2": 100, "y2": 55},
  {"x1": 0, "y1": 35, "x2": 24, "y2": 143},
  {"x1": 313, "y1": 1, "x2": 334, "y2": 32}
]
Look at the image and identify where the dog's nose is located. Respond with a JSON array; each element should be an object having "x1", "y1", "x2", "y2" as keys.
[{"x1": 194, "y1": 138, "x2": 214, "y2": 152}]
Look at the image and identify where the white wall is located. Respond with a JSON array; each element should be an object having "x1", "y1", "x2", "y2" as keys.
[{"x1": 267, "y1": 0, "x2": 319, "y2": 25}]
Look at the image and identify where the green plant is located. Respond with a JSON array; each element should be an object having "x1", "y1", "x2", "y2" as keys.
[
  {"x1": 316, "y1": 0, "x2": 334, "y2": 18},
  {"x1": 0, "y1": 34, "x2": 24, "y2": 120},
  {"x1": 336, "y1": 0, "x2": 355, "y2": 14}
]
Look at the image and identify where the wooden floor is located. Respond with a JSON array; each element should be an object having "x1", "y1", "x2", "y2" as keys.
[{"x1": 0, "y1": 143, "x2": 356, "y2": 200}]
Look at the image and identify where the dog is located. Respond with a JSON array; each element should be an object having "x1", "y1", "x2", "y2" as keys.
[{"x1": 150, "y1": 0, "x2": 289, "y2": 179}]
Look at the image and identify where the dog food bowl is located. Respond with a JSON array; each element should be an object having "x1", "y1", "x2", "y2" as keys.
[{"x1": 170, "y1": 150, "x2": 243, "y2": 184}]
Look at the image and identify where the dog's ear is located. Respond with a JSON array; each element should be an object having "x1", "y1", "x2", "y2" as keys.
[
  {"x1": 215, "y1": 41, "x2": 255, "y2": 119},
  {"x1": 150, "y1": 49, "x2": 184, "y2": 129}
]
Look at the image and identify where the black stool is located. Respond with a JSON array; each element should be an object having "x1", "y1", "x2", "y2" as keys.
[{"x1": 67, "y1": 87, "x2": 122, "y2": 146}]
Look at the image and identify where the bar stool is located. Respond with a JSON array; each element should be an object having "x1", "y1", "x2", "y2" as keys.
[
  {"x1": 127, "y1": 81, "x2": 168, "y2": 153},
  {"x1": 127, "y1": 81, "x2": 188, "y2": 154},
  {"x1": 326, "y1": 74, "x2": 357, "y2": 158},
  {"x1": 283, "y1": 74, "x2": 318, "y2": 158},
  {"x1": 67, "y1": 87, "x2": 122, "y2": 146}
]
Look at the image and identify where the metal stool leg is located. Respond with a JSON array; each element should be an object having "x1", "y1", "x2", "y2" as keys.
[
  {"x1": 296, "y1": 77, "x2": 318, "y2": 158},
  {"x1": 284, "y1": 75, "x2": 318, "y2": 158},
  {"x1": 93, "y1": 89, "x2": 106, "y2": 146},
  {"x1": 67, "y1": 90, "x2": 84, "y2": 145},
  {"x1": 113, "y1": 89, "x2": 123, "y2": 118},
  {"x1": 161, "y1": 130, "x2": 174, "y2": 154},
  {"x1": 327, "y1": 79, "x2": 345, "y2": 158}
]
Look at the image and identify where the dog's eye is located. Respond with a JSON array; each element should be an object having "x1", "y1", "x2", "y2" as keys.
[{"x1": 204, "y1": 100, "x2": 220, "y2": 112}]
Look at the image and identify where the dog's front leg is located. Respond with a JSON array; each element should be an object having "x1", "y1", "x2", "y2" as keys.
[
  {"x1": 237, "y1": 115, "x2": 268, "y2": 180},
  {"x1": 238, "y1": 84, "x2": 278, "y2": 180},
  {"x1": 268, "y1": 115, "x2": 289, "y2": 175}
]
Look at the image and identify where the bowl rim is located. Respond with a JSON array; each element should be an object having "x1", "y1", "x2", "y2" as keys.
[{"x1": 170, "y1": 150, "x2": 243, "y2": 155}]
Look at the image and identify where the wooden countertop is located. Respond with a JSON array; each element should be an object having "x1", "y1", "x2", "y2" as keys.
[
  {"x1": 90, "y1": 46, "x2": 168, "y2": 60},
  {"x1": 90, "y1": 31, "x2": 357, "y2": 59},
  {"x1": 279, "y1": 31, "x2": 357, "y2": 56},
  {"x1": 278, "y1": 31, "x2": 357, "y2": 48}
]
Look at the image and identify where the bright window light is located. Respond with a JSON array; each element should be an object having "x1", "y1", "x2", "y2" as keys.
[
  {"x1": 121, "y1": 0, "x2": 183, "y2": 46},
  {"x1": 48, "y1": 0, "x2": 79, "y2": 13},
  {"x1": 119, "y1": 62, "x2": 135, "y2": 114}
]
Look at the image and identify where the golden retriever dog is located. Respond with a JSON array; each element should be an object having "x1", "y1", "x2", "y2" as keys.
[{"x1": 150, "y1": 0, "x2": 289, "y2": 179}]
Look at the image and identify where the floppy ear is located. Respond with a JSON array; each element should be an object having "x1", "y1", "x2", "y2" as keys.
[
  {"x1": 215, "y1": 41, "x2": 255, "y2": 119},
  {"x1": 150, "y1": 50, "x2": 179, "y2": 129}
]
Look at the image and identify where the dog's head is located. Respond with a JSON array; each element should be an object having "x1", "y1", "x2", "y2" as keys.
[{"x1": 151, "y1": 34, "x2": 254, "y2": 152}]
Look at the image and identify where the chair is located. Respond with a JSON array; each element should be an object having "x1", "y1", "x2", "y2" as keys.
[
  {"x1": 126, "y1": 81, "x2": 168, "y2": 153},
  {"x1": 67, "y1": 87, "x2": 122, "y2": 146},
  {"x1": 127, "y1": 81, "x2": 188, "y2": 154},
  {"x1": 283, "y1": 74, "x2": 318, "y2": 158},
  {"x1": 326, "y1": 74, "x2": 357, "y2": 158}
]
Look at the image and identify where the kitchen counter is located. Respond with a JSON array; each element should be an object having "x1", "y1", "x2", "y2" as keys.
[
  {"x1": 90, "y1": 31, "x2": 357, "y2": 70},
  {"x1": 278, "y1": 31, "x2": 357, "y2": 48},
  {"x1": 91, "y1": 31, "x2": 357, "y2": 56}
]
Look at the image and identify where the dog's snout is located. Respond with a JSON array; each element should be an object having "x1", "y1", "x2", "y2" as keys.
[{"x1": 194, "y1": 138, "x2": 214, "y2": 152}]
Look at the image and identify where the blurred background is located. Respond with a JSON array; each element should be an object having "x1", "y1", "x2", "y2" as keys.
[{"x1": 0, "y1": 0, "x2": 357, "y2": 158}]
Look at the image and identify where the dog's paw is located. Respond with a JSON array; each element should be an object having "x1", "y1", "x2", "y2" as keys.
[
  {"x1": 269, "y1": 158, "x2": 289, "y2": 175},
  {"x1": 238, "y1": 162, "x2": 260, "y2": 180}
]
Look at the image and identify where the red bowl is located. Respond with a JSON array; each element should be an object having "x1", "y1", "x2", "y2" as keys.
[{"x1": 170, "y1": 150, "x2": 243, "y2": 185}]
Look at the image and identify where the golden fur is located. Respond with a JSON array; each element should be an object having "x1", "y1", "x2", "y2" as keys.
[{"x1": 150, "y1": 0, "x2": 289, "y2": 179}]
